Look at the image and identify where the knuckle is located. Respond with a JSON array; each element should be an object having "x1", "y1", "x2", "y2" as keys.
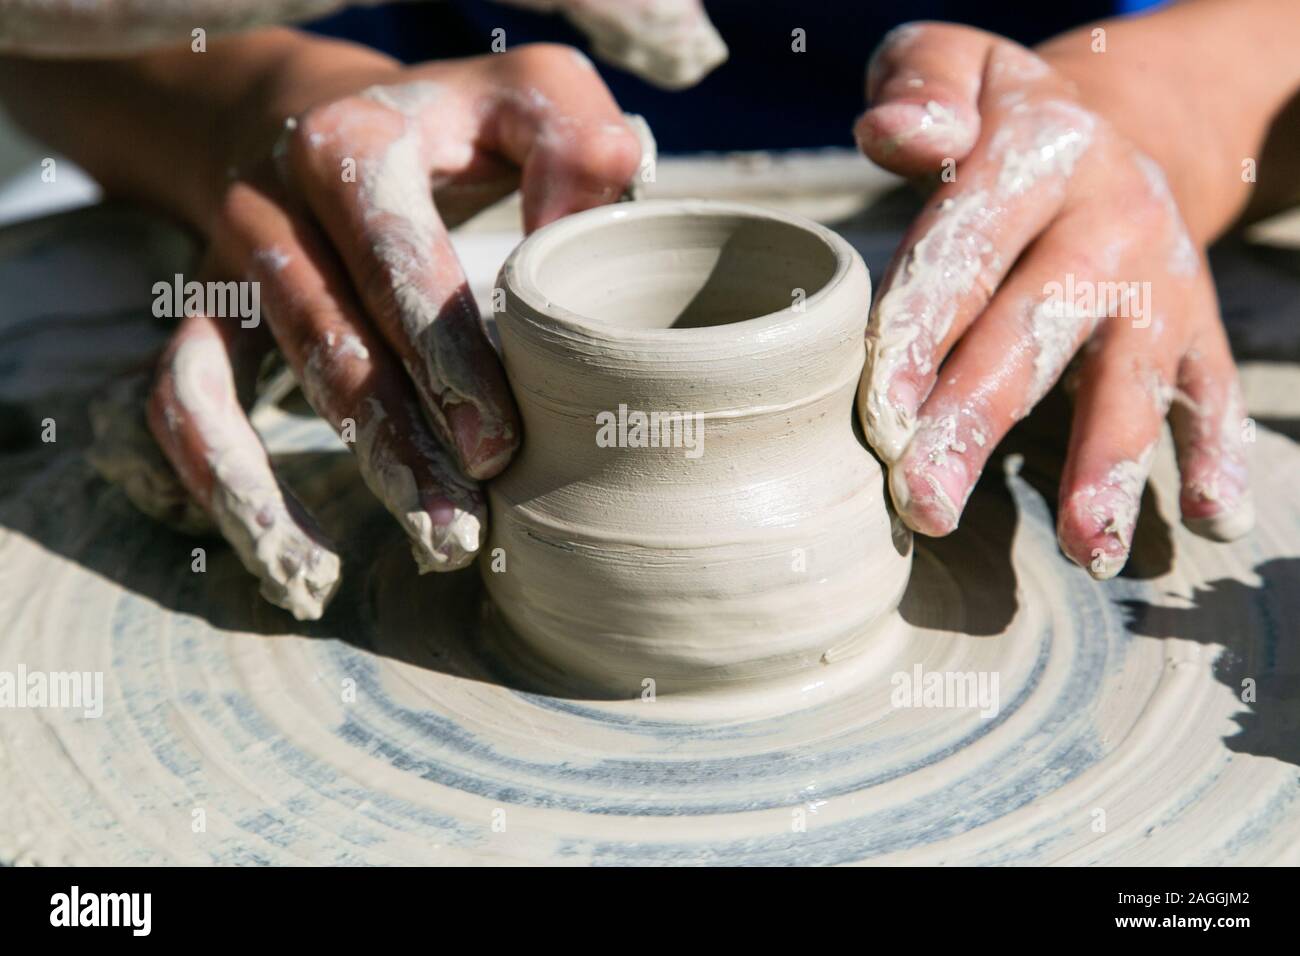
[
  {"x1": 351, "y1": 250, "x2": 405, "y2": 313},
  {"x1": 574, "y1": 125, "x2": 643, "y2": 181},
  {"x1": 266, "y1": 286, "x2": 335, "y2": 358},
  {"x1": 297, "y1": 98, "x2": 356, "y2": 140},
  {"x1": 290, "y1": 109, "x2": 332, "y2": 163},
  {"x1": 543, "y1": 122, "x2": 642, "y2": 192},
  {"x1": 292, "y1": 96, "x2": 391, "y2": 171}
]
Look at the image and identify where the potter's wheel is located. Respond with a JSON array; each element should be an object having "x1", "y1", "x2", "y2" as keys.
[
  {"x1": 3, "y1": 394, "x2": 1299, "y2": 864},
  {"x1": 3, "y1": 201, "x2": 1300, "y2": 865}
]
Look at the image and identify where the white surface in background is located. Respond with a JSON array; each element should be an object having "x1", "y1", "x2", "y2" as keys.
[
  {"x1": 0, "y1": 158, "x2": 101, "y2": 227},
  {"x1": 0, "y1": 109, "x2": 101, "y2": 226}
]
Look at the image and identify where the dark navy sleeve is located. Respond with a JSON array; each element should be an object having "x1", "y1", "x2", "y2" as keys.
[{"x1": 304, "y1": 0, "x2": 1170, "y2": 152}]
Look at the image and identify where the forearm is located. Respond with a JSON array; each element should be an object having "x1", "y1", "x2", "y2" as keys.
[
  {"x1": 0, "y1": 28, "x2": 397, "y2": 228},
  {"x1": 0, "y1": 1, "x2": 363, "y2": 55},
  {"x1": 1038, "y1": 0, "x2": 1300, "y2": 243}
]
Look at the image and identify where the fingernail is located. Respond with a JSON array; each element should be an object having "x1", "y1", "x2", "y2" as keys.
[
  {"x1": 1059, "y1": 451, "x2": 1153, "y2": 580},
  {"x1": 446, "y1": 399, "x2": 518, "y2": 480},
  {"x1": 410, "y1": 492, "x2": 486, "y2": 572},
  {"x1": 1058, "y1": 492, "x2": 1133, "y2": 580},
  {"x1": 889, "y1": 414, "x2": 973, "y2": 535},
  {"x1": 855, "y1": 101, "x2": 976, "y2": 158},
  {"x1": 1081, "y1": 544, "x2": 1127, "y2": 581}
]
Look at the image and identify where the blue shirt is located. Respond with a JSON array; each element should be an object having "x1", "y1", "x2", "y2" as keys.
[{"x1": 307, "y1": 0, "x2": 1167, "y2": 152}]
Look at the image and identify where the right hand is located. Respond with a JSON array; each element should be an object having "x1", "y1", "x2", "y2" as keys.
[{"x1": 852, "y1": 23, "x2": 1252, "y2": 579}]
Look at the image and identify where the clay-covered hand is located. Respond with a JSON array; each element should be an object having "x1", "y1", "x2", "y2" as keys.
[
  {"x1": 853, "y1": 22, "x2": 1252, "y2": 579},
  {"x1": 147, "y1": 44, "x2": 643, "y2": 619}
]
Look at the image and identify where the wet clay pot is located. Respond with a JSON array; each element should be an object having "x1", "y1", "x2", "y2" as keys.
[{"x1": 484, "y1": 199, "x2": 911, "y2": 695}]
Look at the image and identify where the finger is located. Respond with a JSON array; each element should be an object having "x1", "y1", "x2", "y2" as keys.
[
  {"x1": 856, "y1": 22, "x2": 987, "y2": 176},
  {"x1": 228, "y1": 183, "x2": 487, "y2": 571},
  {"x1": 289, "y1": 85, "x2": 520, "y2": 481},
  {"x1": 479, "y1": 44, "x2": 644, "y2": 230},
  {"x1": 1056, "y1": 307, "x2": 1184, "y2": 579},
  {"x1": 1170, "y1": 305, "x2": 1254, "y2": 541},
  {"x1": 886, "y1": 221, "x2": 1121, "y2": 535},
  {"x1": 148, "y1": 311, "x2": 342, "y2": 620},
  {"x1": 859, "y1": 108, "x2": 1095, "y2": 463}
]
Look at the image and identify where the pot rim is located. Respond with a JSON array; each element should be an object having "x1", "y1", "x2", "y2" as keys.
[{"x1": 498, "y1": 198, "x2": 865, "y2": 345}]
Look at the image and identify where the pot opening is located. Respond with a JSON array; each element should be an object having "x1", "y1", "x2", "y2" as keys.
[{"x1": 529, "y1": 210, "x2": 840, "y2": 330}]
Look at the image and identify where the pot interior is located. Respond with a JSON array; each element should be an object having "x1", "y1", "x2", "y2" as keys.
[{"x1": 528, "y1": 210, "x2": 839, "y2": 330}]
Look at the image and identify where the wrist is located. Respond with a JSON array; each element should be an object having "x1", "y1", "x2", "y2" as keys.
[
  {"x1": 193, "y1": 30, "x2": 402, "y2": 226},
  {"x1": 1037, "y1": 39, "x2": 1236, "y2": 245}
]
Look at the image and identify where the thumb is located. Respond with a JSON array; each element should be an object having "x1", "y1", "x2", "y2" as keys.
[{"x1": 854, "y1": 22, "x2": 991, "y2": 178}]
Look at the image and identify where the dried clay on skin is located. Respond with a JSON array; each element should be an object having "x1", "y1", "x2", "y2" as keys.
[
  {"x1": 860, "y1": 100, "x2": 977, "y2": 157},
  {"x1": 1063, "y1": 442, "x2": 1156, "y2": 580},
  {"x1": 354, "y1": 81, "x2": 516, "y2": 475},
  {"x1": 355, "y1": 399, "x2": 484, "y2": 572},
  {"x1": 171, "y1": 336, "x2": 341, "y2": 620},
  {"x1": 860, "y1": 189, "x2": 999, "y2": 462},
  {"x1": 861, "y1": 99, "x2": 1097, "y2": 465},
  {"x1": 1177, "y1": 383, "x2": 1254, "y2": 541},
  {"x1": 887, "y1": 407, "x2": 982, "y2": 533},
  {"x1": 296, "y1": 331, "x2": 484, "y2": 571}
]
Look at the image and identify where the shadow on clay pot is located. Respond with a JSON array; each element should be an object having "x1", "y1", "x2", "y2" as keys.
[{"x1": 665, "y1": 220, "x2": 835, "y2": 329}]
